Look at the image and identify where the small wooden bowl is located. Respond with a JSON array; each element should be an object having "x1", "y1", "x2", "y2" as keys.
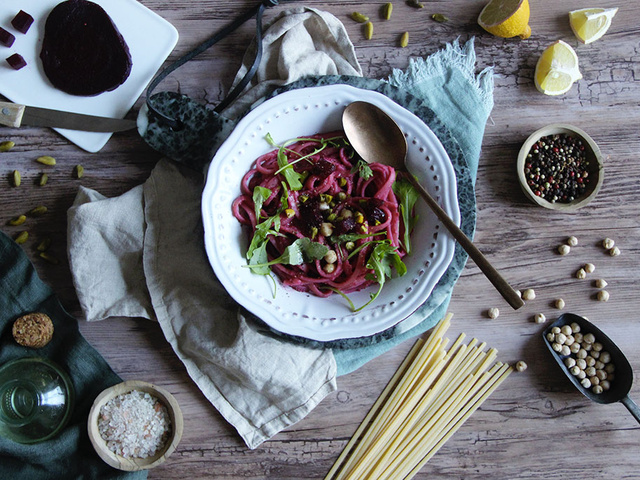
[
  {"x1": 517, "y1": 124, "x2": 604, "y2": 212},
  {"x1": 88, "y1": 380, "x2": 183, "y2": 471}
]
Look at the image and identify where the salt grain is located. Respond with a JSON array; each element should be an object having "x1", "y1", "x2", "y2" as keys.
[{"x1": 98, "y1": 389, "x2": 171, "y2": 458}]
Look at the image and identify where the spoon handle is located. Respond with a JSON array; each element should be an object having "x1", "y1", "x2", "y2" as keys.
[
  {"x1": 621, "y1": 395, "x2": 640, "y2": 424},
  {"x1": 406, "y1": 174, "x2": 524, "y2": 310}
]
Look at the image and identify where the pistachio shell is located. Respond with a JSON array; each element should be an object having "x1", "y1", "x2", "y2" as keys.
[
  {"x1": 12, "y1": 170, "x2": 21, "y2": 187},
  {"x1": 382, "y1": 3, "x2": 393, "y2": 20},
  {"x1": 364, "y1": 21, "x2": 373, "y2": 40},
  {"x1": 0, "y1": 140, "x2": 15, "y2": 152},
  {"x1": 36, "y1": 155, "x2": 56, "y2": 166},
  {"x1": 350, "y1": 12, "x2": 369, "y2": 23},
  {"x1": 15, "y1": 231, "x2": 28, "y2": 244}
]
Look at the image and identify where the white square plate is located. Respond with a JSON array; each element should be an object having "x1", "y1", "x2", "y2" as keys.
[{"x1": 0, "y1": 0, "x2": 178, "y2": 152}]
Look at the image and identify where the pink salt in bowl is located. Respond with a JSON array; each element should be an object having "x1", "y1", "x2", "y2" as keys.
[{"x1": 87, "y1": 380, "x2": 183, "y2": 471}]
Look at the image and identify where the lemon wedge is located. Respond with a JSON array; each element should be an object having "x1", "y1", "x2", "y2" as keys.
[
  {"x1": 534, "y1": 40, "x2": 582, "y2": 96},
  {"x1": 478, "y1": 0, "x2": 531, "y2": 39},
  {"x1": 569, "y1": 7, "x2": 618, "y2": 44}
]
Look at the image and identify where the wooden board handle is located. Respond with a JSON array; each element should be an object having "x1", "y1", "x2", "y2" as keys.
[{"x1": 0, "y1": 102, "x2": 26, "y2": 128}]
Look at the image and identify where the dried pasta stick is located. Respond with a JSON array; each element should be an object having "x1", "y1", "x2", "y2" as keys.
[
  {"x1": 401, "y1": 364, "x2": 513, "y2": 480},
  {"x1": 374, "y1": 371, "x2": 480, "y2": 480},
  {"x1": 350, "y1": 336, "x2": 480, "y2": 478},
  {"x1": 325, "y1": 314, "x2": 512, "y2": 480},
  {"x1": 375, "y1": 350, "x2": 499, "y2": 479},
  {"x1": 323, "y1": 338, "x2": 423, "y2": 480},
  {"x1": 343, "y1": 346, "x2": 448, "y2": 479},
  {"x1": 331, "y1": 314, "x2": 452, "y2": 479}
]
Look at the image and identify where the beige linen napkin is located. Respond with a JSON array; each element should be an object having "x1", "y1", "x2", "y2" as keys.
[{"x1": 68, "y1": 7, "x2": 359, "y2": 449}]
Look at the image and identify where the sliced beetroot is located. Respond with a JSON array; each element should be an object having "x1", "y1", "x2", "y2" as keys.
[
  {"x1": 0, "y1": 27, "x2": 16, "y2": 48},
  {"x1": 6, "y1": 53, "x2": 27, "y2": 70},
  {"x1": 11, "y1": 10, "x2": 35, "y2": 34},
  {"x1": 40, "y1": 0, "x2": 132, "y2": 96}
]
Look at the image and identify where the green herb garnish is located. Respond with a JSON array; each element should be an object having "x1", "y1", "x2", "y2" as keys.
[
  {"x1": 355, "y1": 241, "x2": 407, "y2": 312},
  {"x1": 351, "y1": 159, "x2": 373, "y2": 180},
  {"x1": 252, "y1": 186, "x2": 271, "y2": 220},
  {"x1": 245, "y1": 237, "x2": 329, "y2": 270},
  {"x1": 392, "y1": 177, "x2": 420, "y2": 254}
]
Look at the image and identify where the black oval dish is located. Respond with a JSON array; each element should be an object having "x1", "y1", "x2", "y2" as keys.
[{"x1": 542, "y1": 313, "x2": 633, "y2": 405}]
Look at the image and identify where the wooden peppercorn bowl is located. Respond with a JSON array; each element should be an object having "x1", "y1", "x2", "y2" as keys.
[
  {"x1": 517, "y1": 124, "x2": 604, "y2": 212},
  {"x1": 87, "y1": 380, "x2": 184, "y2": 471}
]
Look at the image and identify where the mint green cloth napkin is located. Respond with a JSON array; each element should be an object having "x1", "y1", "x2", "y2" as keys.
[
  {"x1": 333, "y1": 38, "x2": 494, "y2": 374},
  {"x1": 0, "y1": 230, "x2": 146, "y2": 480}
]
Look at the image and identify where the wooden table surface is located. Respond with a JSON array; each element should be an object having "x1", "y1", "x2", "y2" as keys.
[{"x1": 2, "y1": 0, "x2": 639, "y2": 478}]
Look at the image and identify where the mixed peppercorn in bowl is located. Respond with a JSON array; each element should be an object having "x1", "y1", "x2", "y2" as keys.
[{"x1": 517, "y1": 124, "x2": 604, "y2": 212}]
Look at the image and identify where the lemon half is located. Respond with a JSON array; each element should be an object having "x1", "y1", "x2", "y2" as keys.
[
  {"x1": 534, "y1": 40, "x2": 582, "y2": 96},
  {"x1": 569, "y1": 7, "x2": 618, "y2": 44},
  {"x1": 478, "y1": 0, "x2": 531, "y2": 39}
]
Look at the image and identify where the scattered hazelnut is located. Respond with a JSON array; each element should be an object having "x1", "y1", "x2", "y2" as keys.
[
  {"x1": 557, "y1": 244, "x2": 571, "y2": 255},
  {"x1": 515, "y1": 361, "x2": 528, "y2": 372},
  {"x1": 597, "y1": 290, "x2": 610, "y2": 302},
  {"x1": 487, "y1": 307, "x2": 499, "y2": 319},
  {"x1": 567, "y1": 236, "x2": 578, "y2": 247},
  {"x1": 584, "y1": 263, "x2": 595, "y2": 273},
  {"x1": 609, "y1": 246, "x2": 621, "y2": 257},
  {"x1": 534, "y1": 313, "x2": 547, "y2": 324},
  {"x1": 555, "y1": 298, "x2": 565, "y2": 309},
  {"x1": 522, "y1": 289, "x2": 536, "y2": 301}
]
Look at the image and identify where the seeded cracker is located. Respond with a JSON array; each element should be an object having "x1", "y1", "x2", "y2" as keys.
[{"x1": 12, "y1": 312, "x2": 54, "y2": 348}]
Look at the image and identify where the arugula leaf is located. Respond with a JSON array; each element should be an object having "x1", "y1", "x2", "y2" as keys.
[
  {"x1": 277, "y1": 148, "x2": 304, "y2": 191},
  {"x1": 354, "y1": 242, "x2": 407, "y2": 312},
  {"x1": 351, "y1": 159, "x2": 373, "y2": 180},
  {"x1": 248, "y1": 240, "x2": 270, "y2": 275},
  {"x1": 280, "y1": 181, "x2": 290, "y2": 210},
  {"x1": 265, "y1": 132, "x2": 277, "y2": 146},
  {"x1": 333, "y1": 232, "x2": 385, "y2": 244},
  {"x1": 246, "y1": 217, "x2": 279, "y2": 262},
  {"x1": 245, "y1": 237, "x2": 329, "y2": 270},
  {"x1": 393, "y1": 178, "x2": 419, "y2": 255},
  {"x1": 252, "y1": 186, "x2": 271, "y2": 220},
  {"x1": 264, "y1": 133, "x2": 349, "y2": 191}
]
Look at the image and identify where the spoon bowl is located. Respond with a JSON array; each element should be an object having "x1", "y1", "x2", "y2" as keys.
[
  {"x1": 543, "y1": 313, "x2": 639, "y2": 422},
  {"x1": 342, "y1": 101, "x2": 524, "y2": 310}
]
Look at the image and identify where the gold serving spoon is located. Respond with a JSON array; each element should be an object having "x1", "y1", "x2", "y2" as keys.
[{"x1": 342, "y1": 101, "x2": 524, "y2": 309}]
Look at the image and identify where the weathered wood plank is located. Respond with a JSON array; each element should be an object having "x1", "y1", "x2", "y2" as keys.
[{"x1": 1, "y1": 0, "x2": 639, "y2": 478}]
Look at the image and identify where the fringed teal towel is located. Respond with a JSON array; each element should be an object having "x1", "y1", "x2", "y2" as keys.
[{"x1": 387, "y1": 37, "x2": 494, "y2": 183}]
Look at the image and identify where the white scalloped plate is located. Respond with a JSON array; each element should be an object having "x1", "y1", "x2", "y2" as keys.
[
  {"x1": 0, "y1": 0, "x2": 178, "y2": 152},
  {"x1": 202, "y1": 85, "x2": 459, "y2": 341}
]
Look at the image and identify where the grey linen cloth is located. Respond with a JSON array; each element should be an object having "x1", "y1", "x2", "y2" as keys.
[{"x1": 68, "y1": 8, "x2": 361, "y2": 449}]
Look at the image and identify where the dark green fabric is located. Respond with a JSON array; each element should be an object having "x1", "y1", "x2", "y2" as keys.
[{"x1": 0, "y1": 230, "x2": 147, "y2": 480}]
